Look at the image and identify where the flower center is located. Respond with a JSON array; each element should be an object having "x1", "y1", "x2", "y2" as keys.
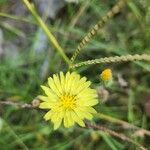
[{"x1": 60, "y1": 94, "x2": 76, "y2": 109}]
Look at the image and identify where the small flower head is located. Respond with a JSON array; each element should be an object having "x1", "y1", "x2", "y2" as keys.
[
  {"x1": 39, "y1": 72, "x2": 98, "y2": 130},
  {"x1": 100, "y1": 68, "x2": 112, "y2": 82}
]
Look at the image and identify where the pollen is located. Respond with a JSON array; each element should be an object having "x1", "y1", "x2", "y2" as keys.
[
  {"x1": 60, "y1": 95, "x2": 76, "y2": 109},
  {"x1": 100, "y1": 68, "x2": 112, "y2": 82}
]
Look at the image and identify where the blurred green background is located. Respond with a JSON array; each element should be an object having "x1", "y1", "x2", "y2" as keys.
[{"x1": 0, "y1": 0, "x2": 150, "y2": 149}]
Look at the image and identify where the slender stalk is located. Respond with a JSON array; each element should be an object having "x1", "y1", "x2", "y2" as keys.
[
  {"x1": 70, "y1": 54, "x2": 150, "y2": 68},
  {"x1": 86, "y1": 122, "x2": 146, "y2": 150},
  {"x1": 0, "y1": 12, "x2": 35, "y2": 24},
  {"x1": 70, "y1": 0, "x2": 90, "y2": 28},
  {"x1": 22, "y1": 0, "x2": 71, "y2": 65},
  {"x1": 0, "y1": 98, "x2": 40, "y2": 109},
  {"x1": 96, "y1": 113, "x2": 150, "y2": 136},
  {"x1": 2, "y1": 119, "x2": 29, "y2": 150},
  {"x1": 1, "y1": 98, "x2": 150, "y2": 148},
  {"x1": 70, "y1": 0, "x2": 126, "y2": 63},
  {"x1": 1, "y1": 98, "x2": 150, "y2": 137}
]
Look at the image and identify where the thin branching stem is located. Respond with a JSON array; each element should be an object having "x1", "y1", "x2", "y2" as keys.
[
  {"x1": 0, "y1": 99, "x2": 40, "y2": 109},
  {"x1": 70, "y1": 0, "x2": 127, "y2": 63},
  {"x1": 22, "y1": 0, "x2": 71, "y2": 65},
  {"x1": 2, "y1": 119, "x2": 29, "y2": 150},
  {"x1": 1, "y1": 99, "x2": 150, "y2": 137},
  {"x1": 96, "y1": 113, "x2": 150, "y2": 136},
  {"x1": 86, "y1": 122, "x2": 146, "y2": 150},
  {"x1": 0, "y1": 12, "x2": 36, "y2": 24},
  {"x1": 70, "y1": 54, "x2": 150, "y2": 68}
]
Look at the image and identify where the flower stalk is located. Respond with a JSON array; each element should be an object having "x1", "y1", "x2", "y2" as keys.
[
  {"x1": 22, "y1": 0, "x2": 71, "y2": 65},
  {"x1": 70, "y1": 54, "x2": 150, "y2": 68},
  {"x1": 95, "y1": 113, "x2": 150, "y2": 136},
  {"x1": 70, "y1": 0, "x2": 126, "y2": 63},
  {"x1": 86, "y1": 122, "x2": 146, "y2": 150}
]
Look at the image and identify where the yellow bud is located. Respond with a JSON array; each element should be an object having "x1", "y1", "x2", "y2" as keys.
[{"x1": 100, "y1": 68, "x2": 112, "y2": 82}]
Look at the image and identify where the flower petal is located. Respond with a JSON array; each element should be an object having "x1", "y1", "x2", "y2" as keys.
[
  {"x1": 71, "y1": 111, "x2": 85, "y2": 127},
  {"x1": 54, "y1": 117, "x2": 62, "y2": 130},
  {"x1": 77, "y1": 98, "x2": 98, "y2": 106},
  {"x1": 83, "y1": 106, "x2": 97, "y2": 114},
  {"x1": 64, "y1": 112, "x2": 69, "y2": 128},
  {"x1": 60, "y1": 72, "x2": 65, "y2": 93},
  {"x1": 44, "y1": 111, "x2": 53, "y2": 121},
  {"x1": 74, "y1": 107, "x2": 93, "y2": 120},
  {"x1": 38, "y1": 95, "x2": 49, "y2": 101},
  {"x1": 53, "y1": 74, "x2": 63, "y2": 94},
  {"x1": 39, "y1": 102, "x2": 55, "y2": 109},
  {"x1": 66, "y1": 110, "x2": 74, "y2": 127},
  {"x1": 41, "y1": 86, "x2": 58, "y2": 101},
  {"x1": 65, "y1": 72, "x2": 76, "y2": 94},
  {"x1": 75, "y1": 79, "x2": 91, "y2": 94},
  {"x1": 48, "y1": 77, "x2": 61, "y2": 96}
]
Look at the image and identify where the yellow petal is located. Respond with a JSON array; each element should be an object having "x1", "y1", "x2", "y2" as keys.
[
  {"x1": 77, "y1": 89, "x2": 97, "y2": 99},
  {"x1": 64, "y1": 112, "x2": 69, "y2": 128},
  {"x1": 52, "y1": 111, "x2": 64, "y2": 130},
  {"x1": 60, "y1": 72, "x2": 65, "y2": 93},
  {"x1": 70, "y1": 73, "x2": 81, "y2": 95},
  {"x1": 71, "y1": 111, "x2": 85, "y2": 127},
  {"x1": 51, "y1": 112, "x2": 60, "y2": 122},
  {"x1": 54, "y1": 118, "x2": 62, "y2": 130},
  {"x1": 75, "y1": 78, "x2": 91, "y2": 94},
  {"x1": 77, "y1": 99, "x2": 98, "y2": 106},
  {"x1": 66, "y1": 110, "x2": 74, "y2": 127},
  {"x1": 64, "y1": 72, "x2": 71, "y2": 93},
  {"x1": 39, "y1": 102, "x2": 55, "y2": 109},
  {"x1": 53, "y1": 74, "x2": 63, "y2": 94},
  {"x1": 41, "y1": 86, "x2": 58, "y2": 101},
  {"x1": 38, "y1": 95, "x2": 49, "y2": 101},
  {"x1": 83, "y1": 106, "x2": 97, "y2": 114},
  {"x1": 48, "y1": 77, "x2": 61, "y2": 96},
  {"x1": 51, "y1": 109, "x2": 65, "y2": 129},
  {"x1": 44, "y1": 111, "x2": 53, "y2": 121},
  {"x1": 74, "y1": 107, "x2": 93, "y2": 120},
  {"x1": 65, "y1": 72, "x2": 76, "y2": 94}
]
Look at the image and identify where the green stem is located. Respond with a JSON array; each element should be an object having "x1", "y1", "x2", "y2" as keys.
[
  {"x1": 95, "y1": 113, "x2": 150, "y2": 136},
  {"x1": 2, "y1": 118, "x2": 28, "y2": 150},
  {"x1": 70, "y1": 54, "x2": 150, "y2": 68},
  {"x1": 70, "y1": 0, "x2": 126, "y2": 63},
  {"x1": 22, "y1": 0, "x2": 71, "y2": 66},
  {"x1": 86, "y1": 122, "x2": 146, "y2": 150},
  {"x1": 0, "y1": 12, "x2": 35, "y2": 24}
]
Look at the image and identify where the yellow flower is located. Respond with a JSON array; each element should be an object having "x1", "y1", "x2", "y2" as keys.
[
  {"x1": 100, "y1": 69, "x2": 112, "y2": 82},
  {"x1": 39, "y1": 72, "x2": 98, "y2": 130}
]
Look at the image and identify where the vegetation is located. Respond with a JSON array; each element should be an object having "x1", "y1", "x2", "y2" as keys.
[{"x1": 0, "y1": 0, "x2": 150, "y2": 149}]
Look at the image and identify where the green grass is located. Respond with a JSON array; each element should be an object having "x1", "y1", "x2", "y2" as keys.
[{"x1": 0, "y1": 0, "x2": 150, "y2": 149}]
